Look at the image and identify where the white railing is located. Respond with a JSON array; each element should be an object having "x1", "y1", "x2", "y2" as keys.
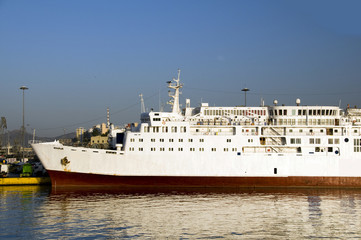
[{"x1": 28, "y1": 140, "x2": 42, "y2": 144}]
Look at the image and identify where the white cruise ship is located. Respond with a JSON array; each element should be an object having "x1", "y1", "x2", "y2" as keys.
[{"x1": 32, "y1": 70, "x2": 361, "y2": 187}]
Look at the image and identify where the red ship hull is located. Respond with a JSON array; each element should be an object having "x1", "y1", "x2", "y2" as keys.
[{"x1": 48, "y1": 170, "x2": 361, "y2": 188}]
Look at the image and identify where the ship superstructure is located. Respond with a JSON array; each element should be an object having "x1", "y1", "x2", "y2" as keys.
[{"x1": 32, "y1": 71, "x2": 361, "y2": 187}]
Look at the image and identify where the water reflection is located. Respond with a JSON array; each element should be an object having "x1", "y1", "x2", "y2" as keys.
[{"x1": 1, "y1": 187, "x2": 361, "y2": 239}]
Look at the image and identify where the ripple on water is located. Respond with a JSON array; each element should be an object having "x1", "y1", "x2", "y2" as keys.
[{"x1": 1, "y1": 187, "x2": 361, "y2": 239}]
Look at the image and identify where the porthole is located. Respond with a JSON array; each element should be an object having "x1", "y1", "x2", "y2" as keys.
[{"x1": 345, "y1": 138, "x2": 349, "y2": 143}]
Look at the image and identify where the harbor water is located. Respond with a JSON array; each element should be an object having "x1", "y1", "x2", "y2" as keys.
[{"x1": 1, "y1": 186, "x2": 361, "y2": 239}]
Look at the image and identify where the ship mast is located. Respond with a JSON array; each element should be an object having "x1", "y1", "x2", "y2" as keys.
[
  {"x1": 167, "y1": 69, "x2": 183, "y2": 114},
  {"x1": 139, "y1": 93, "x2": 146, "y2": 113}
]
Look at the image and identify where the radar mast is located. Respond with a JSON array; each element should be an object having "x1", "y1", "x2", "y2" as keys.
[{"x1": 167, "y1": 69, "x2": 183, "y2": 114}]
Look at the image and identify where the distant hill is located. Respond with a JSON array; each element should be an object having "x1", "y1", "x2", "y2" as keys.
[{"x1": 0, "y1": 129, "x2": 76, "y2": 147}]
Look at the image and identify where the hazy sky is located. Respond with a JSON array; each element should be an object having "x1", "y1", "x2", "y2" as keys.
[{"x1": 1, "y1": 0, "x2": 361, "y2": 137}]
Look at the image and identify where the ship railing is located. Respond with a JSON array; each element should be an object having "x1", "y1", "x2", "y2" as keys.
[
  {"x1": 191, "y1": 132, "x2": 234, "y2": 136},
  {"x1": 29, "y1": 140, "x2": 42, "y2": 144}
]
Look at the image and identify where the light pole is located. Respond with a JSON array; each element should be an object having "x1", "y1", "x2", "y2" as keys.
[
  {"x1": 20, "y1": 86, "x2": 28, "y2": 162},
  {"x1": 242, "y1": 88, "x2": 250, "y2": 106}
]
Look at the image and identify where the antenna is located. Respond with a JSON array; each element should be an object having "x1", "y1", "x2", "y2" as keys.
[
  {"x1": 159, "y1": 89, "x2": 161, "y2": 112},
  {"x1": 139, "y1": 94, "x2": 145, "y2": 113}
]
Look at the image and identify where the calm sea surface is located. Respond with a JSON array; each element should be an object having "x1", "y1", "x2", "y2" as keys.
[{"x1": 1, "y1": 186, "x2": 361, "y2": 239}]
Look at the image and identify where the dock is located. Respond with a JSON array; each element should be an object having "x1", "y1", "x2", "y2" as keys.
[{"x1": 0, "y1": 177, "x2": 51, "y2": 186}]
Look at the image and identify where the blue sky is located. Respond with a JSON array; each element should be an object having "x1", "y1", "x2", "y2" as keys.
[{"x1": 1, "y1": 0, "x2": 361, "y2": 137}]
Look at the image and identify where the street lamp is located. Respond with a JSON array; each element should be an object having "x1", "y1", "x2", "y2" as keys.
[
  {"x1": 241, "y1": 88, "x2": 250, "y2": 107},
  {"x1": 20, "y1": 86, "x2": 28, "y2": 162}
]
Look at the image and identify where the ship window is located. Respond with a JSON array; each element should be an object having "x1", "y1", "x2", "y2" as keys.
[
  {"x1": 279, "y1": 110, "x2": 282, "y2": 115},
  {"x1": 178, "y1": 148, "x2": 183, "y2": 151},
  {"x1": 188, "y1": 139, "x2": 193, "y2": 142},
  {"x1": 309, "y1": 138, "x2": 315, "y2": 144},
  {"x1": 315, "y1": 147, "x2": 320, "y2": 152},
  {"x1": 289, "y1": 129, "x2": 293, "y2": 133},
  {"x1": 309, "y1": 110, "x2": 312, "y2": 115},
  {"x1": 139, "y1": 139, "x2": 143, "y2": 142},
  {"x1": 290, "y1": 138, "x2": 301, "y2": 144},
  {"x1": 178, "y1": 139, "x2": 183, "y2": 142},
  {"x1": 190, "y1": 148, "x2": 195, "y2": 151},
  {"x1": 151, "y1": 148, "x2": 156, "y2": 151},
  {"x1": 274, "y1": 168, "x2": 277, "y2": 174},
  {"x1": 160, "y1": 147, "x2": 165, "y2": 151},
  {"x1": 232, "y1": 148, "x2": 237, "y2": 151},
  {"x1": 313, "y1": 110, "x2": 316, "y2": 115},
  {"x1": 160, "y1": 139, "x2": 164, "y2": 142},
  {"x1": 275, "y1": 110, "x2": 278, "y2": 116},
  {"x1": 139, "y1": 148, "x2": 143, "y2": 151},
  {"x1": 227, "y1": 139, "x2": 231, "y2": 142},
  {"x1": 303, "y1": 110, "x2": 306, "y2": 115},
  {"x1": 153, "y1": 118, "x2": 161, "y2": 121},
  {"x1": 328, "y1": 139, "x2": 333, "y2": 144},
  {"x1": 322, "y1": 110, "x2": 325, "y2": 115},
  {"x1": 299, "y1": 129, "x2": 303, "y2": 133},
  {"x1": 169, "y1": 148, "x2": 173, "y2": 151},
  {"x1": 328, "y1": 147, "x2": 333, "y2": 152},
  {"x1": 354, "y1": 139, "x2": 361, "y2": 152},
  {"x1": 355, "y1": 130, "x2": 358, "y2": 133},
  {"x1": 211, "y1": 148, "x2": 216, "y2": 151},
  {"x1": 151, "y1": 139, "x2": 155, "y2": 142},
  {"x1": 199, "y1": 148, "x2": 204, "y2": 151},
  {"x1": 335, "y1": 139, "x2": 340, "y2": 144},
  {"x1": 169, "y1": 139, "x2": 174, "y2": 142},
  {"x1": 284, "y1": 110, "x2": 287, "y2": 115},
  {"x1": 200, "y1": 139, "x2": 204, "y2": 142},
  {"x1": 316, "y1": 138, "x2": 321, "y2": 144},
  {"x1": 224, "y1": 148, "x2": 229, "y2": 152}
]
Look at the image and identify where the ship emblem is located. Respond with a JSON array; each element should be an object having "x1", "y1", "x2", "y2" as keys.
[{"x1": 60, "y1": 157, "x2": 70, "y2": 166}]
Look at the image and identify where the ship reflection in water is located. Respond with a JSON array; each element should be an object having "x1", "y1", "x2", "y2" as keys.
[{"x1": 1, "y1": 186, "x2": 361, "y2": 239}]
